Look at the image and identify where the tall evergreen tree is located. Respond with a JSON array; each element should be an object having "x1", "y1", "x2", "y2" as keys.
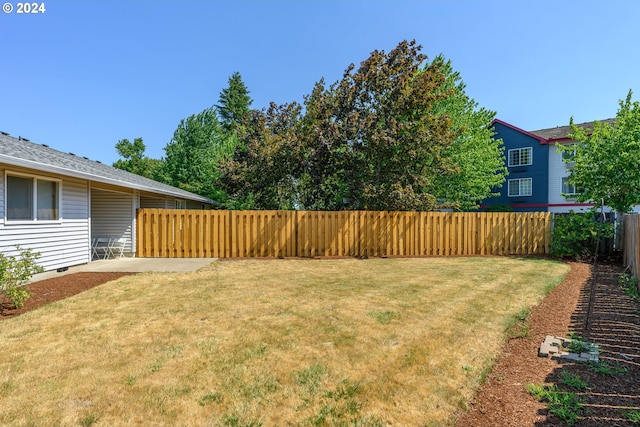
[{"x1": 216, "y1": 71, "x2": 253, "y2": 132}]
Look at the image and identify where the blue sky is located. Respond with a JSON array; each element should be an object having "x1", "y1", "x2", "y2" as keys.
[{"x1": 1, "y1": 1, "x2": 638, "y2": 165}]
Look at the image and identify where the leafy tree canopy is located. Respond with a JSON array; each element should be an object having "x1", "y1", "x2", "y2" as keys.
[
  {"x1": 112, "y1": 137, "x2": 162, "y2": 180},
  {"x1": 427, "y1": 55, "x2": 507, "y2": 210},
  {"x1": 219, "y1": 102, "x2": 303, "y2": 209},
  {"x1": 559, "y1": 90, "x2": 640, "y2": 213},
  {"x1": 299, "y1": 40, "x2": 459, "y2": 211},
  {"x1": 158, "y1": 72, "x2": 253, "y2": 204},
  {"x1": 159, "y1": 108, "x2": 231, "y2": 201},
  {"x1": 219, "y1": 40, "x2": 508, "y2": 212}
]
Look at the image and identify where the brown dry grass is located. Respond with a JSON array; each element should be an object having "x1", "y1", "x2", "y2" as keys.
[{"x1": 0, "y1": 257, "x2": 569, "y2": 426}]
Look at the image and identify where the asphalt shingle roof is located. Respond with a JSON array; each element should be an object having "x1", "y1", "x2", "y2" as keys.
[
  {"x1": 530, "y1": 118, "x2": 616, "y2": 141},
  {"x1": 0, "y1": 132, "x2": 213, "y2": 203}
]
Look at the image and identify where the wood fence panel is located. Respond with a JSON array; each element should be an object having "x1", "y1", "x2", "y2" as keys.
[
  {"x1": 136, "y1": 209, "x2": 552, "y2": 259},
  {"x1": 624, "y1": 214, "x2": 640, "y2": 279}
]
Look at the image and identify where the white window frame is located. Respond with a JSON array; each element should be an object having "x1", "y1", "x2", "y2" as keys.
[
  {"x1": 175, "y1": 199, "x2": 187, "y2": 209},
  {"x1": 562, "y1": 177, "x2": 580, "y2": 196},
  {"x1": 507, "y1": 178, "x2": 532, "y2": 197},
  {"x1": 507, "y1": 147, "x2": 533, "y2": 167},
  {"x1": 5, "y1": 171, "x2": 62, "y2": 223}
]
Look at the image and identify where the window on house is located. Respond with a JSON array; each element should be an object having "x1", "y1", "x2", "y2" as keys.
[
  {"x1": 6, "y1": 174, "x2": 60, "y2": 221},
  {"x1": 175, "y1": 199, "x2": 187, "y2": 209},
  {"x1": 508, "y1": 178, "x2": 532, "y2": 197},
  {"x1": 562, "y1": 177, "x2": 581, "y2": 196},
  {"x1": 561, "y1": 145, "x2": 576, "y2": 162},
  {"x1": 507, "y1": 147, "x2": 533, "y2": 167}
]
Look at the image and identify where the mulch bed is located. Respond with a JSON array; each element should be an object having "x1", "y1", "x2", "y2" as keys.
[
  {"x1": 456, "y1": 260, "x2": 640, "y2": 426},
  {"x1": 0, "y1": 272, "x2": 133, "y2": 318},
  {"x1": 1, "y1": 261, "x2": 639, "y2": 426}
]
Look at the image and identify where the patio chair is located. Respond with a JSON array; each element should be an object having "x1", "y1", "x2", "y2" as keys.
[
  {"x1": 108, "y1": 237, "x2": 127, "y2": 258},
  {"x1": 92, "y1": 237, "x2": 112, "y2": 260}
]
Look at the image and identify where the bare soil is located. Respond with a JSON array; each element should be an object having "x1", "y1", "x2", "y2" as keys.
[{"x1": 1, "y1": 261, "x2": 638, "y2": 426}]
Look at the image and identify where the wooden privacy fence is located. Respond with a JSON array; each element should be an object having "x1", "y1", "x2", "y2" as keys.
[
  {"x1": 624, "y1": 214, "x2": 640, "y2": 279},
  {"x1": 136, "y1": 209, "x2": 552, "y2": 258}
]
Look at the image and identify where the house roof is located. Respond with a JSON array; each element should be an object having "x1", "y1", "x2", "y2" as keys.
[
  {"x1": 0, "y1": 131, "x2": 214, "y2": 204},
  {"x1": 491, "y1": 119, "x2": 547, "y2": 143},
  {"x1": 530, "y1": 118, "x2": 616, "y2": 142}
]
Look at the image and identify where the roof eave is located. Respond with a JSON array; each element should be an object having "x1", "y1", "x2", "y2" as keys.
[
  {"x1": 491, "y1": 119, "x2": 548, "y2": 144},
  {"x1": 0, "y1": 154, "x2": 214, "y2": 204}
]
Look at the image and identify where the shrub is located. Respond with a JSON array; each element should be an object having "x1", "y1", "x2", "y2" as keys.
[
  {"x1": 0, "y1": 246, "x2": 44, "y2": 310},
  {"x1": 550, "y1": 210, "x2": 614, "y2": 260}
]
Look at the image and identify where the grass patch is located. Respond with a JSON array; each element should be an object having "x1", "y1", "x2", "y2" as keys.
[
  {"x1": 558, "y1": 371, "x2": 590, "y2": 391},
  {"x1": 0, "y1": 257, "x2": 569, "y2": 426},
  {"x1": 527, "y1": 383, "x2": 588, "y2": 425},
  {"x1": 624, "y1": 407, "x2": 640, "y2": 425},
  {"x1": 588, "y1": 360, "x2": 628, "y2": 376}
]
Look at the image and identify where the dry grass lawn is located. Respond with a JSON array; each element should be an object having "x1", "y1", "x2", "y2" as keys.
[{"x1": 0, "y1": 257, "x2": 569, "y2": 427}]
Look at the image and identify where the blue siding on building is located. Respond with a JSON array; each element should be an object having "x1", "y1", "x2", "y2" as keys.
[{"x1": 484, "y1": 122, "x2": 549, "y2": 212}]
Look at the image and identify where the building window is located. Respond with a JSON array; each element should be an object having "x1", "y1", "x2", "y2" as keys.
[
  {"x1": 175, "y1": 199, "x2": 187, "y2": 209},
  {"x1": 507, "y1": 147, "x2": 533, "y2": 167},
  {"x1": 562, "y1": 177, "x2": 581, "y2": 196},
  {"x1": 6, "y1": 173, "x2": 60, "y2": 221},
  {"x1": 508, "y1": 178, "x2": 532, "y2": 197}
]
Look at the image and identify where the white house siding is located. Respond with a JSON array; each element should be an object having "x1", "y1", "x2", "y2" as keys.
[
  {"x1": 0, "y1": 172, "x2": 90, "y2": 271},
  {"x1": 140, "y1": 194, "x2": 204, "y2": 209},
  {"x1": 547, "y1": 143, "x2": 640, "y2": 214},
  {"x1": 140, "y1": 194, "x2": 168, "y2": 208},
  {"x1": 91, "y1": 188, "x2": 134, "y2": 254},
  {"x1": 547, "y1": 143, "x2": 585, "y2": 213},
  {"x1": 186, "y1": 200, "x2": 206, "y2": 209}
]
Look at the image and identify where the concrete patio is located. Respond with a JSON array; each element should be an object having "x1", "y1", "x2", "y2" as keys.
[{"x1": 30, "y1": 257, "x2": 217, "y2": 282}]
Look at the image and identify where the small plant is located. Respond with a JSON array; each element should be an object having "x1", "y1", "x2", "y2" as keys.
[
  {"x1": 559, "y1": 371, "x2": 589, "y2": 390},
  {"x1": 564, "y1": 332, "x2": 588, "y2": 353},
  {"x1": 619, "y1": 273, "x2": 640, "y2": 301},
  {"x1": 0, "y1": 246, "x2": 44, "y2": 310},
  {"x1": 623, "y1": 407, "x2": 640, "y2": 425},
  {"x1": 588, "y1": 360, "x2": 628, "y2": 376},
  {"x1": 526, "y1": 382, "x2": 587, "y2": 425}
]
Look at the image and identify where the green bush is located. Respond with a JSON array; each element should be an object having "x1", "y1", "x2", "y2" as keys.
[
  {"x1": 0, "y1": 246, "x2": 44, "y2": 310},
  {"x1": 550, "y1": 211, "x2": 614, "y2": 260}
]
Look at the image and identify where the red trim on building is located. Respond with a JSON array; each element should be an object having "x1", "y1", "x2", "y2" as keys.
[
  {"x1": 480, "y1": 202, "x2": 595, "y2": 209},
  {"x1": 491, "y1": 119, "x2": 548, "y2": 144}
]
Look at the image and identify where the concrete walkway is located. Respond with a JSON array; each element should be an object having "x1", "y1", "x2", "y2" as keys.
[{"x1": 30, "y1": 257, "x2": 217, "y2": 282}]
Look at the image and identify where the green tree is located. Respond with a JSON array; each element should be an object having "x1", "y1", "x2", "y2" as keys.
[
  {"x1": 219, "y1": 102, "x2": 303, "y2": 209},
  {"x1": 112, "y1": 137, "x2": 162, "y2": 179},
  {"x1": 428, "y1": 55, "x2": 507, "y2": 210},
  {"x1": 299, "y1": 40, "x2": 459, "y2": 211},
  {"x1": 216, "y1": 71, "x2": 253, "y2": 133},
  {"x1": 559, "y1": 90, "x2": 640, "y2": 214},
  {"x1": 159, "y1": 108, "x2": 230, "y2": 201}
]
